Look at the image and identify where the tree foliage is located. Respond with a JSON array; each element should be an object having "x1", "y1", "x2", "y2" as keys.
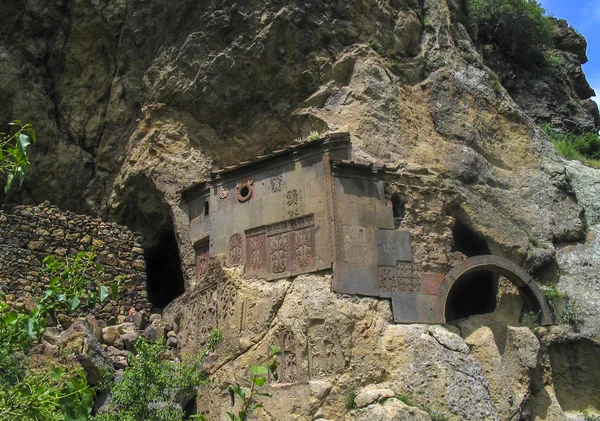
[
  {"x1": 93, "y1": 332, "x2": 223, "y2": 421},
  {"x1": 0, "y1": 120, "x2": 35, "y2": 192},
  {"x1": 0, "y1": 251, "x2": 117, "y2": 421},
  {"x1": 469, "y1": 0, "x2": 554, "y2": 66}
]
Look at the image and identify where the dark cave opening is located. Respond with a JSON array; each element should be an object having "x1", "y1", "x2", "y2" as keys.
[
  {"x1": 445, "y1": 270, "x2": 497, "y2": 322},
  {"x1": 391, "y1": 193, "x2": 406, "y2": 228},
  {"x1": 144, "y1": 224, "x2": 185, "y2": 309},
  {"x1": 451, "y1": 219, "x2": 490, "y2": 257}
]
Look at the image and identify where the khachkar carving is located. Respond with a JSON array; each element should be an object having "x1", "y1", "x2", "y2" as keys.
[
  {"x1": 198, "y1": 287, "x2": 217, "y2": 342},
  {"x1": 246, "y1": 233, "x2": 266, "y2": 274},
  {"x1": 217, "y1": 280, "x2": 237, "y2": 325},
  {"x1": 228, "y1": 234, "x2": 243, "y2": 265},
  {"x1": 269, "y1": 174, "x2": 286, "y2": 193},
  {"x1": 195, "y1": 244, "x2": 210, "y2": 281},
  {"x1": 268, "y1": 233, "x2": 290, "y2": 275},
  {"x1": 270, "y1": 327, "x2": 300, "y2": 384},
  {"x1": 286, "y1": 189, "x2": 303, "y2": 218},
  {"x1": 378, "y1": 266, "x2": 397, "y2": 294},
  {"x1": 245, "y1": 214, "x2": 315, "y2": 278},
  {"x1": 378, "y1": 262, "x2": 422, "y2": 294},
  {"x1": 396, "y1": 261, "x2": 422, "y2": 293},
  {"x1": 308, "y1": 323, "x2": 345, "y2": 379},
  {"x1": 292, "y1": 227, "x2": 314, "y2": 272}
]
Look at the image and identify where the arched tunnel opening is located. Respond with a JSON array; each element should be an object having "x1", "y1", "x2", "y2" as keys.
[
  {"x1": 447, "y1": 217, "x2": 496, "y2": 322},
  {"x1": 111, "y1": 175, "x2": 185, "y2": 310},
  {"x1": 445, "y1": 270, "x2": 497, "y2": 323}
]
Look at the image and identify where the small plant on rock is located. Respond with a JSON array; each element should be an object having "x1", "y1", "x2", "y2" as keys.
[
  {"x1": 345, "y1": 385, "x2": 358, "y2": 411},
  {"x1": 562, "y1": 300, "x2": 583, "y2": 331},
  {"x1": 307, "y1": 131, "x2": 321, "y2": 142}
]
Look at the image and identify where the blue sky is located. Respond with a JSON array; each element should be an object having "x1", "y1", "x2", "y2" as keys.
[{"x1": 539, "y1": 0, "x2": 600, "y2": 106}]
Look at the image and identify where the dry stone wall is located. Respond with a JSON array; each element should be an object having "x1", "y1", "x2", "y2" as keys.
[{"x1": 0, "y1": 202, "x2": 150, "y2": 323}]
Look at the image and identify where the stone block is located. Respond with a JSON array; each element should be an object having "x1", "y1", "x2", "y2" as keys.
[
  {"x1": 333, "y1": 262, "x2": 379, "y2": 297},
  {"x1": 391, "y1": 293, "x2": 419, "y2": 323},
  {"x1": 375, "y1": 229, "x2": 412, "y2": 266},
  {"x1": 342, "y1": 226, "x2": 376, "y2": 265}
]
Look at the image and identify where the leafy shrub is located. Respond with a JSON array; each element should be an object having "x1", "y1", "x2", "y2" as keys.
[
  {"x1": 542, "y1": 125, "x2": 600, "y2": 168},
  {"x1": 0, "y1": 121, "x2": 36, "y2": 192},
  {"x1": 470, "y1": 0, "x2": 553, "y2": 66},
  {"x1": 0, "y1": 251, "x2": 116, "y2": 421},
  {"x1": 92, "y1": 334, "x2": 220, "y2": 421}
]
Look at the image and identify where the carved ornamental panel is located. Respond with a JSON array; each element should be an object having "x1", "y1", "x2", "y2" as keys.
[
  {"x1": 245, "y1": 214, "x2": 316, "y2": 279},
  {"x1": 195, "y1": 243, "x2": 210, "y2": 282}
]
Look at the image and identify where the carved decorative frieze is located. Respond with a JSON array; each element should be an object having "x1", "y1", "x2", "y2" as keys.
[
  {"x1": 228, "y1": 233, "x2": 243, "y2": 265},
  {"x1": 197, "y1": 287, "x2": 217, "y2": 342},
  {"x1": 245, "y1": 214, "x2": 315, "y2": 278},
  {"x1": 378, "y1": 266, "x2": 397, "y2": 294}
]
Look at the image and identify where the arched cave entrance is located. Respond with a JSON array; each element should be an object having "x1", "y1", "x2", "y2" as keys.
[
  {"x1": 446, "y1": 219, "x2": 497, "y2": 321},
  {"x1": 440, "y1": 255, "x2": 554, "y2": 325},
  {"x1": 110, "y1": 175, "x2": 185, "y2": 310},
  {"x1": 144, "y1": 223, "x2": 185, "y2": 309}
]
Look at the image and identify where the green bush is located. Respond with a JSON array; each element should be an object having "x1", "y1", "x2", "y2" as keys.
[
  {"x1": 0, "y1": 251, "x2": 117, "y2": 421},
  {"x1": 92, "y1": 334, "x2": 221, "y2": 421},
  {"x1": 470, "y1": 0, "x2": 553, "y2": 66},
  {"x1": 345, "y1": 386, "x2": 358, "y2": 411},
  {"x1": 542, "y1": 125, "x2": 600, "y2": 168}
]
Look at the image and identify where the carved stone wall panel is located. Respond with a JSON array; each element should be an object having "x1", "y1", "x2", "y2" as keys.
[
  {"x1": 378, "y1": 265, "x2": 397, "y2": 298},
  {"x1": 217, "y1": 280, "x2": 237, "y2": 325},
  {"x1": 396, "y1": 261, "x2": 422, "y2": 293},
  {"x1": 285, "y1": 189, "x2": 304, "y2": 219},
  {"x1": 308, "y1": 323, "x2": 345, "y2": 379},
  {"x1": 246, "y1": 233, "x2": 266, "y2": 276},
  {"x1": 228, "y1": 233, "x2": 243, "y2": 266},
  {"x1": 197, "y1": 287, "x2": 218, "y2": 343},
  {"x1": 291, "y1": 226, "x2": 315, "y2": 274},
  {"x1": 268, "y1": 232, "x2": 290, "y2": 275},
  {"x1": 195, "y1": 244, "x2": 210, "y2": 282},
  {"x1": 269, "y1": 327, "x2": 303, "y2": 384}
]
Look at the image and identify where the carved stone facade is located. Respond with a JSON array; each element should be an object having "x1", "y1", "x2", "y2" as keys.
[{"x1": 181, "y1": 134, "x2": 552, "y2": 324}]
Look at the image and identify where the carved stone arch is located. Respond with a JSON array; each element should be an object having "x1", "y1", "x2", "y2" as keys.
[{"x1": 439, "y1": 255, "x2": 554, "y2": 325}]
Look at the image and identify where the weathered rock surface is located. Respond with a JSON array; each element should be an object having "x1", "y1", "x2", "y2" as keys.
[
  {"x1": 346, "y1": 398, "x2": 432, "y2": 421},
  {"x1": 2, "y1": 0, "x2": 600, "y2": 419}
]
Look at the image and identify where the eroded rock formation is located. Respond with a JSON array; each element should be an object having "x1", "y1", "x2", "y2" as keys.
[{"x1": 2, "y1": 0, "x2": 600, "y2": 419}]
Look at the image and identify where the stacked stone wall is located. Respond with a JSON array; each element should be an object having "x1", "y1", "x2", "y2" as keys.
[{"x1": 0, "y1": 202, "x2": 150, "y2": 324}]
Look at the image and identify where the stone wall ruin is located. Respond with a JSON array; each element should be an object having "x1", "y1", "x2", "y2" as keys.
[{"x1": 0, "y1": 202, "x2": 150, "y2": 323}]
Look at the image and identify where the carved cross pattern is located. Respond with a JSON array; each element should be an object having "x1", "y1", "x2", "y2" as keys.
[
  {"x1": 269, "y1": 174, "x2": 285, "y2": 193},
  {"x1": 229, "y1": 234, "x2": 243, "y2": 265},
  {"x1": 218, "y1": 282, "x2": 236, "y2": 323},
  {"x1": 196, "y1": 245, "x2": 210, "y2": 281},
  {"x1": 286, "y1": 189, "x2": 301, "y2": 218},
  {"x1": 268, "y1": 233, "x2": 289, "y2": 274},
  {"x1": 247, "y1": 235, "x2": 265, "y2": 271},
  {"x1": 378, "y1": 266, "x2": 396, "y2": 293},
  {"x1": 294, "y1": 228, "x2": 312, "y2": 269},
  {"x1": 272, "y1": 328, "x2": 298, "y2": 384}
]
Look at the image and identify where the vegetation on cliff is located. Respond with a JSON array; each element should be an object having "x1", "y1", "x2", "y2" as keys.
[
  {"x1": 0, "y1": 121, "x2": 35, "y2": 193},
  {"x1": 470, "y1": 0, "x2": 553, "y2": 66}
]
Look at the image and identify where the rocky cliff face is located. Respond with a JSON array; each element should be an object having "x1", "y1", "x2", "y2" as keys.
[{"x1": 2, "y1": 0, "x2": 600, "y2": 419}]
